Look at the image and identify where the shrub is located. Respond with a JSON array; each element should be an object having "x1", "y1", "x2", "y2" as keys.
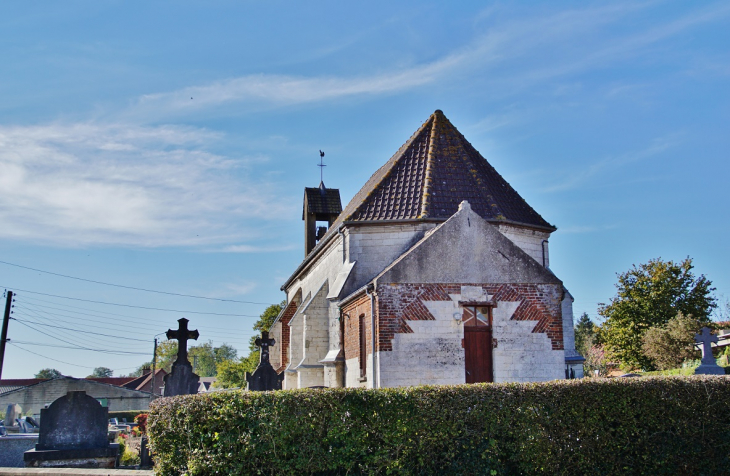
[
  {"x1": 149, "y1": 377, "x2": 730, "y2": 475},
  {"x1": 642, "y1": 312, "x2": 702, "y2": 370},
  {"x1": 108, "y1": 410, "x2": 148, "y2": 423},
  {"x1": 134, "y1": 413, "x2": 148, "y2": 434},
  {"x1": 116, "y1": 435, "x2": 140, "y2": 466}
]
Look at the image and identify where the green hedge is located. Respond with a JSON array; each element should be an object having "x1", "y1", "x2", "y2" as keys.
[{"x1": 149, "y1": 377, "x2": 730, "y2": 475}]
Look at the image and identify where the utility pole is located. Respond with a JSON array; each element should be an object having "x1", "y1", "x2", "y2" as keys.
[
  {"x1": 151, "y1": 337, "x2": 158, "y2": 395},
  {"x1": 0, "y1": 291, "x2": 14, "y2": 381}
]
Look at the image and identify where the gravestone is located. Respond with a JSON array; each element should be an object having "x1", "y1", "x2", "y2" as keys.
[
  {"x1": 23, "y1": 391, "x2": 118, "y2": 468},
  {"x1": 163, "y1": 317, "x2": 201, "y2": 396},
  {"x1": 245, "y1": 331, "x2": 284, "y2": 391},
  {"x1": 694, "y1": 327, "x2": 725, "y2": 375},
  {"x1": 4, "y1": 403, "x2": 22, "y2": 426}
]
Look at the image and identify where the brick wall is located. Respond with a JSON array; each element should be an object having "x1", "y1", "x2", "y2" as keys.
[
  {"x1": 341, "y1": 293, "x2": 372, "y2": 388},
  {"x1": 272, "y1": 300, "x2": 298, "y2": 373},
  {"x1": 375, "y1": 282, "x2": 565, "y2": 386}
]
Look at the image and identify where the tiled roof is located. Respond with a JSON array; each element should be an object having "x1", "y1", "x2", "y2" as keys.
[
  {"x1": 303, "y1": 182, "x2": 342, "y2": 218},
  {"x1": 334, "y1": 110, "x2": 554, "y2": 229}
]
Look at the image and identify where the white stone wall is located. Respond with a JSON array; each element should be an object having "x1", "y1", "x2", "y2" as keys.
[
  {"x1": 496, "y1": 224, "x2": 551, "y2": 267},
  {"x1": 287, "y1": 237, "x2": 344, "y2": 304},
  {"x1": 492, "y1": 301, "x2": 565, "y2": 383},
  {"x1": 269, "y1": 322, "x2": 282, "y2": 370},
  {"x1": 561, "y1": 292, "x2": 579, "y2": 358},
  {"x1": 346, "y1": 223, "x2": 435, "y2": 287},
  {"x1": 345, "y1": 356, "x2": 371, "y2": 388}
]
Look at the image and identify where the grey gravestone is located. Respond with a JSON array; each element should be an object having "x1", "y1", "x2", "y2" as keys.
[
  {"x1": 163, "y1": 317, "x2": 201, "y2": 396},
  {"x1": 246, "y1": 331, "x2": 284, "y2": 391},
  {"x1": 24, "y1": 391, "x2": 118, "y2": 468},
  {"x1": 5, "y1": 403, "x2": 22, "y2": 426},
  {"x1": 695, "y1": 327, "x2": 725, "y2": 375}
]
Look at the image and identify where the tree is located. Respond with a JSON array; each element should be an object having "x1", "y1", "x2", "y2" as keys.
[
  {"x1": 216, "y1": 301, "x2": 285, "y2": 388},
  {"x1": 598, "y1": 257, "x2": 716, "y2": 370},
  {"x1": 154, "y1": 339, "x2": 237, "y2": 377},
  {"x1": 574, "y1": 312, "x2": 596, "y2": 357},
  {"x1": 642, "y1": 312, "x2": 702, "y2": 370},
  {"x1": 35, "y1": 368, "x2": 62, "y2": 379},
  {"x1": 87, "y1": 367, "x2": 113, "y2": 378}
]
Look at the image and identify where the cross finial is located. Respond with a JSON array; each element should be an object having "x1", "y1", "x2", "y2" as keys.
[
  {"x1": 318, "y1": 150, "x2": 326, "y2": 183},
  {"x1": 694, "y1": 326, "x2": 718, "y2": 365},
  {"x1": 166, "y1": 318, "x2": 200, "y2": 367},
  {"x1": 254, "y1": 331, "x2": 276, "y2": 364}
]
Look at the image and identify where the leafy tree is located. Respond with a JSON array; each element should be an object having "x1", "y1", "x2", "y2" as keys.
[
  {"x1": 189, "y1": 341, "x2": 237, "y2": 377},
  {"x1": 216, "y1": 301, "x2": 285, "y2": 388},
  {"x1": 574, "y1": 312, "x2": 596, "y2": 357},
  {"x1": 87, "y1": 367, "x2": 113, "y2": 378},
  {"x1": 153, "y1": 339, "x2": 237, "y2": 377},
  {"x1": 584, "y1": 345, "x2": 610, "y2": 377},
  {"x1": 642, "y1": 312, "x2": 702, "y2": 370},
  {"x1": 598, "y1": 257, "x2": 716, "y2": 370},
  {"x1": 35, "y1": 368, "x2": 62, "y2": 379},
  {"x1": 154, "y1": 339, "x2": 179, "y2": 372}
]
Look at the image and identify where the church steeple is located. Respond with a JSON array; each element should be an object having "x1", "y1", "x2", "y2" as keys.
[{"x1": 303, "y1": 181, "x2": 342, "y2": 256}]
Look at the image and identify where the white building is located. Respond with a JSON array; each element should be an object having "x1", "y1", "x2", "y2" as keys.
[{"x1": 269, "y1": 110, "x2": 583, "y2": 389}]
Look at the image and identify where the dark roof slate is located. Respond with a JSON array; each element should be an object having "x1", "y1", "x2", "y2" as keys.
[
  {"x1": 303, "y1": 183, "x2": 342, "y2": 218},
  {"x1": 329, "y1": 110, "x2": 553, "y2": 231}
]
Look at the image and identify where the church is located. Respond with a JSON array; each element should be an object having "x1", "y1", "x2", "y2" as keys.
[{"x1": 269, "y1": 110, "x2": 584, "y2": 389}]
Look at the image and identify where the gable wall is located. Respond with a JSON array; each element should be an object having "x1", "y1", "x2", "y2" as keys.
[{"x1": 376, "y1": 282, "x2": 565, "y2": 387}]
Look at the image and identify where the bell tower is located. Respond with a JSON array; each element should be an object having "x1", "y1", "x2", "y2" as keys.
[{"x1": 303, "y1": 181, "x2": 342, "y2": 255}]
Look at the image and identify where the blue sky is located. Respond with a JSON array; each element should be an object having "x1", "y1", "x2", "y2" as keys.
[{"x1": 0, "y1": 1, "x2": 728, "y2": 378}]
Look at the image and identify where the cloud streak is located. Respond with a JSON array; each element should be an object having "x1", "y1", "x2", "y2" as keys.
[{"x1": 0, "y1": 122, "x2": 293, "y2": 247}]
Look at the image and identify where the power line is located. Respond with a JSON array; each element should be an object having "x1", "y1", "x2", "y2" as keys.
[
  {"x1": 12, "y1": 318, "x2": 150, "y2": 342},
  {"x1": 9, "y1": 343, "x2": 141, "y2": 371},
  {"x1": 13, "y1": 320, "x2": 149, "y2": 355},
  {"x1": 0, "y1": 259, "x2": 275, "y2": 305},
  {"x1": 3, "y1": 286, "x2": 260, "y2": 317}
]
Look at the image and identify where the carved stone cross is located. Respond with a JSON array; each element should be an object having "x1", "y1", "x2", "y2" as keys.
[
  {"x1": 255, "y1": 331, "x2": 275, "y2": 364},
  {"x1": 695, "y1": 326, "x2": 718, "y2": 365},
  {"x1": 166, "y1": 318, "x2": 199, "y2": 367}
]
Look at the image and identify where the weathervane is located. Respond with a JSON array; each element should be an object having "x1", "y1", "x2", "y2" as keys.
[{"x1": 318, "y1": 150, "x2": 326, "y2": 183}]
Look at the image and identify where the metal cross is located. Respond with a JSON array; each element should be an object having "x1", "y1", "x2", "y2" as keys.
[
  {"x1": 255, "y1": 331, "x2": 276, "y2": 364},
  {"x1": 166, "y1": 318, "x2": 199, "y2": 366},
  {"x1": 318, "y1": 150, "x2": 326, "y2": 183},
  {"x1": 694, "y1": 326, "x2": 718, "y2": 365}
]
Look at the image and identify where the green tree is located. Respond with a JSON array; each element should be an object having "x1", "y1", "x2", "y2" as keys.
[
  {"x1": 35, "y1": 368, "x2": 62, "y2": 379},
  {"x1": 574, "y1": 312, "x2": 596, "y2": 357},
  {"x1": 189, "y1": 341, "x2": 237, "y2": 377},
  {"x1": 642, "y1": 312, "x2": 703, "y2": 370},
  {"x1": 155, "y1": 340, "x2": 179, "y2": 372},
  {"x1": 216, "y1": 301, "x2": 284, "y2": 388},
  {"x1": 87, "y1": 367, "x2": 113, "y2": 378},
  {"x1": 598, "y1": 257, "x2": 716, "y2": 370}
]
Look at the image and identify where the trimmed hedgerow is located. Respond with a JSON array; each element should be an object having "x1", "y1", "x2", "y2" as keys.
[{"x1": 148, "y1": 377, "x2": 730, "y2": 475}]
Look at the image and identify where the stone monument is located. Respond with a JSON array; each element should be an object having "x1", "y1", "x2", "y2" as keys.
[
  {"x1": 23, "y1": 391, "x2": 118, "y2": 468},
  {"x1": 694, "y1": 327, "x2": 725, "y2": 375},
  {"x1": 245, "y1": 331, "x2": 284, "y2": 391},
  {"x1": 163, "y1": 317, "x2": 201, "y2": 396},
  {"x1": 4, "y1": 403, "x2": 22, "y2": 427}
]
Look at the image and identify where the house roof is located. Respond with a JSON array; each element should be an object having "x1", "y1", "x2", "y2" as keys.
[
  {"x1": 282, "y1": 110, "x2": 555, "y2": 291},
  {"x1": 303, "y1": 182, "x2": 342, "y2": 218},
  {"x1": 122, "y1": 369, "x2": 167, "y2": 391}
]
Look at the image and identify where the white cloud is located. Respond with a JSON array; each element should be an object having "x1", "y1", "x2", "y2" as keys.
[{"x1": 0, "y1": 122, "x2": 293, "y2": 246}]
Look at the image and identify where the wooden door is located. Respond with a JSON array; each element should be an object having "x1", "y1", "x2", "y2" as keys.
[{"x1": 463, "y1": 307, "x2": 493, "y2": 383}]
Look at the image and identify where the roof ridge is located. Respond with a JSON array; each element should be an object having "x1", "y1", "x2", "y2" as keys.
[{"x1": 420, "y1": 110, "x2": 439, "y2": 219}]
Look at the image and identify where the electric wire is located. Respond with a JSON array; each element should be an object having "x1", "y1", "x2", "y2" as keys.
[
  {"x1": 12, "y1": 319, "x2": 149, "y2": 355},
  {"x1": 17, "y1": 300, "x2": 259, "y2": 336},
  {"x1": 9, "y1": 343, "x2": 140, "y2": 371},
  {"x1": 0, "y1": 259, "x2": 275, "y2": 305},
  {"x1": 2, "y1": 286, "x2": 259, "y2": 316},
  {"x1": 12, "y1": 318, "x2": 150, "y2": 342}
]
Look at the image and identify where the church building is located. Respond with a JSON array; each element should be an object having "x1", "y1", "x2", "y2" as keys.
[{"x1": 269, "y1": 110, "x2": 584, "y2": 389}]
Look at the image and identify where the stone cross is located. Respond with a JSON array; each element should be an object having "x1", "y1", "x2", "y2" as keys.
[
  {"x1": 166, "y1": 318, "x2": 199, "y2": 366},
  {"x1": 695, "y1": 327, "x2": 719, "y2": 365},
  {"x1": 255, "y1": 331, "x2": 275, "y2": 364}
]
